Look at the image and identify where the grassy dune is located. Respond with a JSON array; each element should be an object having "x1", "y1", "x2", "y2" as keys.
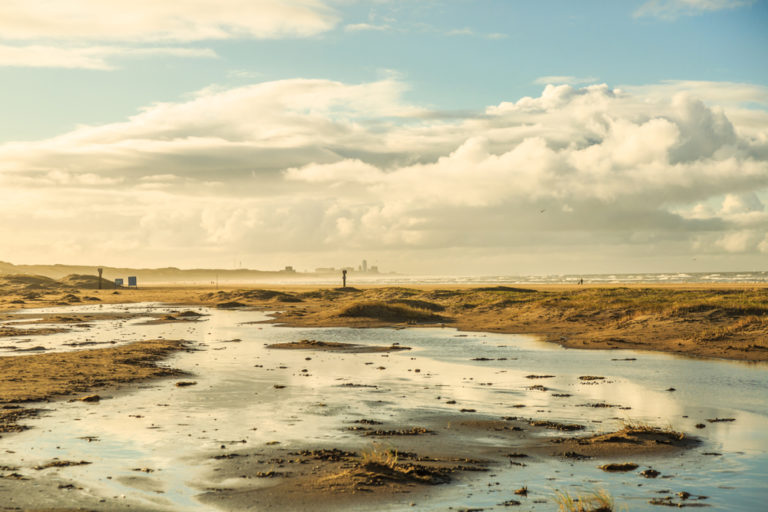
[{"x1": 1, "y1": 275, "x2": 767, "y2": 360}]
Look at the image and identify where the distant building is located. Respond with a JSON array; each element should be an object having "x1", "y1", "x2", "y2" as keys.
[
  {"x1": 315, "y1": 262, "x2": 380, "y2": 274},
  {"x1": 283, "y1": 266, "x2": 295, "y2": 273}
]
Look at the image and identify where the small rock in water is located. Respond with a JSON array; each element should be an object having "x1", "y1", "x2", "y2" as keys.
[{"x1": 599, "y1": 462, "x2": 638, "y2": 472}]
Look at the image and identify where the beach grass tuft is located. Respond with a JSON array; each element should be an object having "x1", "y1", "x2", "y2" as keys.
[
  {"x1": 360, "y1": 443, "x2": 398, "y2": 470},
  {"x1": 554, "y1": 488, "x2": 619, "y2": 512},
  {"x1": 338, "y1": 301, "x2": 443, "y2": 322}
]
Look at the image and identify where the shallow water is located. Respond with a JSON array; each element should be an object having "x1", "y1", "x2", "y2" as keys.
[{"x1": 2, "y1": 304, "x2": 767, "y2": 511}]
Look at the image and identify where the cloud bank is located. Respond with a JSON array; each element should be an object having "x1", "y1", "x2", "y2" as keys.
[
  {"x1": 0, "y1": 0, "x2": 337, "y2": 69},
  {"x1": 0, "y1": 1, "x2": 337, "y2": 42},
  {"x1": 1, "y1": 78, "x2": 767, "y2": 273}
]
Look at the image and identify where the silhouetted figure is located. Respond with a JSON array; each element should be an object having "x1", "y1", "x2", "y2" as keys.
[
  {"x1": 342, "y1": 269, "x2": 347, "y2": 288},
  {"x1": 97, "y1": 268, "x2": 103, "y2": 290},
  {"x1": 578, "y1": 278, "x2": 584, "y2": 285}
]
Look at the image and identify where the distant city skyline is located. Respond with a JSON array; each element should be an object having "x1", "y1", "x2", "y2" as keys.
[{"x1": 0, "y1": 1, "x2": 766, "y2": 275}]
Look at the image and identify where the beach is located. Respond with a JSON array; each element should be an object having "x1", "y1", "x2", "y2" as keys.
[{"x1": 1, "y1": 277, "x2": 767, "y2": 510}]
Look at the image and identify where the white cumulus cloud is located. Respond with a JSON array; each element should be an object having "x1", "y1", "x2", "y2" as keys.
[
  {"x1": 0, "y1": 0, "x2": 336, "y2": 69},
  {"x1": 0, "y1": 0, "x2": 337, "y2": 42},
  {"x1": 1, "y1": 78, "x2": 767, "y2": 273}
]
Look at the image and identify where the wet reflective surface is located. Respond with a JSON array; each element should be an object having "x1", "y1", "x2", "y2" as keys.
[{"x1": 2, "y1": 303, "x2": 767, "y2": 511}]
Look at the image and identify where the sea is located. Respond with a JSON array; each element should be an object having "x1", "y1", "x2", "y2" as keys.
[
  {"x1": 214, "y1": 270, "x2": 768, "y2": 286},
  {"x1": 379, "y1": 270, "x2": 768, "y2": 285}
]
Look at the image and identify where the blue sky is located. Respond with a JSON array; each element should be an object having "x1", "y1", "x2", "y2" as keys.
[
  {"x1": 1, "y1": 0, "x2": 767, "y2": 274},
  {"x1": 2, "y1": 0, "x2": 766, "y2": 141}
]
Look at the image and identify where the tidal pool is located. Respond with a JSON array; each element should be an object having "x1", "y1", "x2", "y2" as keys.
[{"x1": 2, "y1": 303, "x2": 767, "y2": 511}]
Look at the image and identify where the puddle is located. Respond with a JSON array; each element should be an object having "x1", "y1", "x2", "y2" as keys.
[
  {"x1": 0, "y1": 302, "x2": 206, "y2": 355},
  {"x1": 2, "y1": 303, "x2": 767, "y2": 511}
]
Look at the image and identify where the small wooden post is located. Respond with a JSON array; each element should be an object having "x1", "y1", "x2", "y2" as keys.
[
  {"x1": 342, "y1": 269, "x2": 347, "y2": 288},
  {"x1": 97, "y1": 268, "x2": 103, "y2": 290}
]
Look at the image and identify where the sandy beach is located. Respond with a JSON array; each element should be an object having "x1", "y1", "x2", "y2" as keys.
[{"x1": 0, "y1": 276, "x2": 766, "y2": 510}]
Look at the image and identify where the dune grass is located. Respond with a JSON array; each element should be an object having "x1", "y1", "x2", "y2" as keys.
[
  {"x1": 619, "y1": 419, "x2": 684, "y2": 439},
  {"x1": 554, "y1": 488, "x2": 619, "y2": 512},
  {"x1": 338, "y1": 301, "x2": 444, "y2": 322},
  {"x1": 359, "y1": 443, "x2": 398, "y2": 470},
  {"x1": 532, "y1": 287, "x2": 768, "y2": 318}
]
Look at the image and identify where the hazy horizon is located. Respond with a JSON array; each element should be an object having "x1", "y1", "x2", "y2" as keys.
[
  {"x1": 1, "y1": 1, "x2": 767, "y2": 276},
  {"x1": 3, "y1": 259, "x2": 768, "y2": 282}
]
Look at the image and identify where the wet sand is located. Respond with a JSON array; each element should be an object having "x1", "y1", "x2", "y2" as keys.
[
  {"x1": 0, "y1": 339, "x2": 188, "y2": 434},
  {"x1": 0, "y1": 277, "x2": 765, "y2": 510},
  {"x1": 197, "y1": 413, "x2": 696, "y2": 512}
]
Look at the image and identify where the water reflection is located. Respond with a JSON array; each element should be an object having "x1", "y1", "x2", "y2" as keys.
[{"x1": 1, "y1": 304, "x2": 767, "y2": 511}]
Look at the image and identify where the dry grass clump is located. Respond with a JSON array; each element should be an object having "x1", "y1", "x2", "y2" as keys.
[
  {"x1": 620, "y1": 418, "x2": 671, "y2": 432},
  {"x1": 300, "y1": 288, "x2": 362, "y2": 300},
  {"x1": 337, "y1": 301, "x2": 443, "y2": 322},
  {"x1": 535, "y1": 287, "x2": 768, "y2": 319},
  {"x1": 554, "y1": 488, "x2": 619, "y2": 512},
  {"x1": 471, "y1": 286, "x2": 537, "y2": 293},
  {"x1": 60, "y1": 274, "x2": 114, "y2": 289},
  {"x1": 360, "y1": 443, "x2": 398, "y2": 470},
  {"x1": 619, "y1": 419, "x2": 685, "y2": 440},
  {"x1": 200, "y1": 289, "x2": 302, "y2": 303},
  {"x1": 389, "y1": 299, "x2": 445, "y2": 312},
  {"x1": 0, "y1": 274, "x2": 68, "y2": 294},
  {"x1": 692, "y1": 315, "x2": 768, "y2": 342}
]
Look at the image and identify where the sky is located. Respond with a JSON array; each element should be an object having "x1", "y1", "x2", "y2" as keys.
[{"x1": 1, "y1": 0, "x2": 767, "y2": 275}]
